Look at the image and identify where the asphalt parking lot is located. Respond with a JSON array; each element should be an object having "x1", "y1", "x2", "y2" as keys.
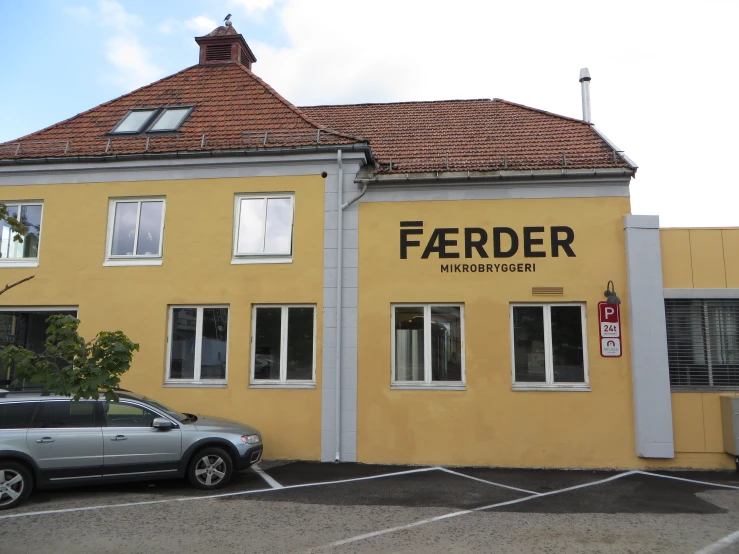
[{"x1": 0, "y1": 462, "x2": 738, "y2": 553}]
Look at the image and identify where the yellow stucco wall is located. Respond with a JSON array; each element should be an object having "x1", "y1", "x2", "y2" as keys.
[
  {"x1": 357, "y1": 196, "x2": 648, "y2": 468},
  {"x1": 661, "y1": 227, "x2": 739, "y2": 469},
  {"x1": 0, "y1": 175, "x2": 324, "y2": 460}
]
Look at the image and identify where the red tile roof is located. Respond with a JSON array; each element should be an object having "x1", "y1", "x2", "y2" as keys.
[
  {"x1": 301, "y1": 99, "x2": 632, "y2": 174},
  {"x1": 0, "y1": 63, "x2": 362, "y2": 160}
]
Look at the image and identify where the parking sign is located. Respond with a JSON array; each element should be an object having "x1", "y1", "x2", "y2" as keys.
[{"x1": 598, "y1": 302, "x2": 622, "y2": 357}]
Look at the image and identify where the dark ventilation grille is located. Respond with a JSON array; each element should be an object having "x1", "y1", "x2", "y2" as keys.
[
  {"x1": 665, "y1": 299, "x2": 739, "y2": 389},
  {"x1": 240, "y1": 49, "x2": 250, "y2": 67},
  {"x1": 206, "y1": 44, "x2": 231, "y2": 61}
]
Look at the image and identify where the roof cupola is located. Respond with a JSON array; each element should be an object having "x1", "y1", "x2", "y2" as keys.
[{"x1": 195, "y1": 20, "x2": 257, "y2": 69}]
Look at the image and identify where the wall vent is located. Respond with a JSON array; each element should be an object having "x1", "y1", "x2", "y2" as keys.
[
  {"x1": 532, "y1": 287, "x2": 564, "y2": 296},
  {"x1": 206, "y1": 44, "x2": 232, "y2": 61}
]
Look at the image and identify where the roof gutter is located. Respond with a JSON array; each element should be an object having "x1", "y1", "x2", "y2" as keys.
[
  {"x1": 0, "y1": 143, "x2": 374, "y2": 168},
  {"x1": 355, "y1": 166, "x2": 635, "y2": 186}
]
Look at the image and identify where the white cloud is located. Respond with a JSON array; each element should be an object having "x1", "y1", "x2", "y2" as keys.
[
  {"x1": 103, "y1": 35, "x2": 162, "y2": 89},
  {"x1": 98, "y1": 0, "x2": 142, "y2": 31},
  {"x1": 158, "y1": 18, "x2": 177, "y2": 34},
  {"x1": 230, "y1": 0, "x2": 276, "y2": 13},
  {"x1": 184, "y1": 16, "x2": 218, "y2": 34}
]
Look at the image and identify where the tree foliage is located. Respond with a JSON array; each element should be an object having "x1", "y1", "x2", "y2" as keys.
[
  {"x1": 0, "y1": 315, "x2": 139, "y2": 401},
  {"x1": 0, "y1": 203, "x2": 27, "y2": 253}
]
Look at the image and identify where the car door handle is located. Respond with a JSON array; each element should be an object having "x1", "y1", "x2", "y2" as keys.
[
  {"x1": 35, "y1": 437, "x2": 55, "y2": 443},
  {"x1": 110, "y1": 435, "x2": 127, "y2": 441}
]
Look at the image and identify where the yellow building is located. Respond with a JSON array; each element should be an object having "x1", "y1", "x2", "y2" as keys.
[{"x1": 0, "y1": 24, "x2": 736, "y2": 470}]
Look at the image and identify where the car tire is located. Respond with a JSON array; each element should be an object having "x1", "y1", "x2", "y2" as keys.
[
  {"x1": 187, "y1": 447, "x2": 233, "y2": 490},
  {"x1": 0, "y1": 460, "x2": 33, "y2": 510}
]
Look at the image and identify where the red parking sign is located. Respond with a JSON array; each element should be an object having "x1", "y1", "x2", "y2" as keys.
[{"x1": 598, "y1": 302, "x2": 622, "y2": 357}]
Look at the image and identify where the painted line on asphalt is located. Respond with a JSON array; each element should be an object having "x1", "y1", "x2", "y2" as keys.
[
  {"x1": 0, "y1": 466, "x2": 440, "y2": 520},
  {"x1": 438, "y1": 468, "x2": 540, "y2": 495},
  {"x1": 635, "y1": 471, "x2": 739, "y2": 490},
  {"x1": 694, "y1": 529, "x2": 739, "y2": 554},
  {"x1": 252, "y1": 464, "x2": 284, "y2": 489},
  {"x1": 306, "y1": 471, "x2": 639, "y2": 552}
]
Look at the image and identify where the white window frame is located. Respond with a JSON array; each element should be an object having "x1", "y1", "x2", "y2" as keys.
[
  {"x1": 249, "y1": 304, "x2": 316, "y2": 387},
  {"x1": 390, "y1": 303, "x2": 466, "y2": 390},
  {"x1": 105, "y1": 197, "x2": 166, "y2": 266},
  {"x1": 0, "y1": 201, "x2": 44, "y2": 268},
  {"x1": 165, "y1": 305, "x2": 229, "y2": 387},
  {"x1": 232, "y1": 193, "x2": 294, "y2": 264},
  {"x1": 509, "y1": 303, "x2": 589, "y2": 391}
]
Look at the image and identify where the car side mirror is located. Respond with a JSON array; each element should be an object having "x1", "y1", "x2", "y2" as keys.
[{"x1": 152, "y1": 417, "x2": 174, "y2": 430}]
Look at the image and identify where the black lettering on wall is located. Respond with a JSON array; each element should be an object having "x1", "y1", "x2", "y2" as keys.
[
  {"x1": 421, "y1": 228, "x2": 460, "y2": 259},
  {"x1": 400, "y1": 221, "x2": 424, "y2": 259},
  {"x1": 441, "y1": 265, "x2": 450, "y2": 273},
  {"x1": 464, "y1": 228, "x2": 489, "y2": 258},
  {"x1": 551, "y1": 226, "x2": 576, "y2": 257},
  {"x1": 493, "y1": 227, "x2": 519, "y2": 258},
  {"x1": 523, "y1": 227, "x2": 546, "y2": 258}
]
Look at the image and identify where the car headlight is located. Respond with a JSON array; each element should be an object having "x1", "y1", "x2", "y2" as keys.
[{"x1": 241, "y1": 434, "x2": 260, "y2": 444}]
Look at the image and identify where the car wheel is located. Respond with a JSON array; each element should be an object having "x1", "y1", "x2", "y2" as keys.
[
  {"x1": 187, "y1": 447, "x2": 233, "y2": 490},
  {"x1": 0, "y1": 461, "x2": 33, "y2": 510}
]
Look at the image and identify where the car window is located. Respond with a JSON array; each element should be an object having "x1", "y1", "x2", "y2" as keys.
[
  {"x1": 0, "y1": 402, "x2": 38, "y2": 429},
  {"x1": 30, "y1": 401, "x2": 98, "y2": 428},
  {"x1": 103, "y1": 402, "x2": 159, "y2": 428}
]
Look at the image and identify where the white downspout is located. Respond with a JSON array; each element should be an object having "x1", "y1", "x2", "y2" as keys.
[{"x1": 334, "y1": 149, "x2": 343, "y2": 462}]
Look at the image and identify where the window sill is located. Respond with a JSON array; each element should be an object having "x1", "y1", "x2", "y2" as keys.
[
  {"x1": 231, "y1": 257, "x2": 292, "y2": 265},
  {"x1": 162, "y1": 382, "x2": 227, "y2": 388},
  {"x1": 104, "y1": 258, "x2": 163, "y2": 267},
  {"x1": 512, "y1": 385, "x2": 591, "y2": 392},
  {"x1": 0, "y1": 260, "x2": 39, "y2": 268},
  {"x1": 249, "y1": 383, "x2": 315, "y2": 389},
  {"x1": 391, "y1": 384, "x2": 466, "y2": 391},
  {"x1": 671, "y1": 387, "x2": 739, "y2": 393}
]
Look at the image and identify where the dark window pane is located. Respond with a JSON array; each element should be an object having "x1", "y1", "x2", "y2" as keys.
[
  {"x1": 286, "y1": 307, "x2": 314, "y2": 380},
  {"x1": 201, "y1": 308, "x2": 228, "y2": 379},
  {"x1": 513, "y1": 307, "x2": 546, "y2": 382},
  {"x1": 551, "y1": 306, "x2": 585, "y2": 383},
  {"x1": 31, "y1": 401, "x2": 97, "y2": 428},
  {"x1": 20, "y1": 205, "x2": 42, "y2": 259},
  {"x1": 430, "y1": 307, "x2": 462, "y2": 382},
  {"x1": 254, "y1": 308, "x2": 281, "y2": 380},
  {"x1": 135, "y1": 201, "x2": 164, "y2": 256},
  {"x1": 111, "y1": 202, "x2": 138, "y2": 256},
  {"x1": 170, "y1": 308, "x2": 196, "y2": 379},
  {"x1": 104, "y1": 402, "x2": 158, "y2": 427},
  {"x1": 0, "y1": 402, "x2": 37, "y2": 429},
  {"x1": 395, "y1": 307, "x2": 425, "y2": 381}
]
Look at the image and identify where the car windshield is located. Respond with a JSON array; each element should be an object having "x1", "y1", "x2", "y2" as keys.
[{"x1": 142, "y1": 396, "x2": 189, "y2": 422}]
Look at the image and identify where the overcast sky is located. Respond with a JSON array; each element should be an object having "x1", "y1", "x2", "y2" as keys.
[{"x1": 1, "y1": 0, "x2": 737, "y2": 227}]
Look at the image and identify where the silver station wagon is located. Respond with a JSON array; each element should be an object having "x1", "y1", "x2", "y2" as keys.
[{"x1": 0, "y1": 390, "x2": 263, "y2": 509}]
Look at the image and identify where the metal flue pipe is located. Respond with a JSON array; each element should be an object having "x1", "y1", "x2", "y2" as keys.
[{"x1": 579, "y1": 67, "x2": 592, "y2": 123}]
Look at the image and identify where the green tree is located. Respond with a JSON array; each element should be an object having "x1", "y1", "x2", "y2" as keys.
[
  {"x1": 0, "y1": 202, "x2": 35, "y2": 294},
  {"x1": 0, "y1": 315, "x2": 139, "y2": 401}
]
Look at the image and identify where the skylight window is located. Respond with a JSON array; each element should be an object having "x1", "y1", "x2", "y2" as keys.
[
  {"x1": 111, "y1": 109, "x2": 158, "y2": 134},
  {"x1": 149, "y1": 108, "x2": 192, "y2": 132},
  {"x1": 109, "y1": 107, "x2": 193, "y2": 135}
]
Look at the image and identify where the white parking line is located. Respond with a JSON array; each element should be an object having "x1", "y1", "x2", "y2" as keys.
[
  {"x1": 0, "y1": 466, "x2": 440, "y2": 520},
  {"x1": 252, "y1": 464, "x2": 284, "y2": 489},
  {"x1": 306, "y1": 471, "x2": 638, "y2": 552},
  {"x1": 635, "y1": 471, "x2": 739, "y2": 490},
  {"x1": 438, "y1": 468, "x2": 539, "y2": 495},
  {"x1": 694, "y1": 529, "x2": 739, "y2": 554}
]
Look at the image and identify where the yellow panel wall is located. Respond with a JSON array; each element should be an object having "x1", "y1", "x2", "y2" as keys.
[
  {"x1": 723, "y1": 229, "x2": 739, "y2": 288},
  {"x1": 0, "y1": 175, "x2": 325, "y2": 460},
  {"x1": 689, "y1": 230, "x2": 726, "y2": 288},
  {"x1": 660, "y1": 229, "x2": 693, "y2": 288}
]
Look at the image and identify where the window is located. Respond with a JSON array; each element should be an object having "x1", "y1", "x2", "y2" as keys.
[
  {"x1": 30, "y1": 401, "x2": 98, "y2": 428},
  {"x1": 665, "y1": 299, "x2": 739, "y2": 390},
  {"x1": 103, "y1": 402, "x2": 159, "y2": 427},
  {"x1": 511, "y1": 304, "x2": 588, "y2": 389},
  {"x1": 106, "y1": 198, "x2": 165, "y2": 265},
  {"x1": 110, "y1": 107, "x2": 193, "y2": 134},
  {"x1": 0, "y1": 402, "x2": 38, "y2": 429},
  {"x1": 167, "y1": 306, "x2": 229, "y2": 385},
  {"x1": 251, "y1": 306, "x2": 315, "y2": 385},
  {"x1": 0, "y1": 309, "x2": 78, "y2": 389},
  {"x1": 0, "y1": 202, "x2": 42, "y2": 265},
  {"x1": 392, "y1": 304, "x2": 464, "y2": 387},
  {"x1": 233, "y1": 194, "x2": 294, "y2": 262}
]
